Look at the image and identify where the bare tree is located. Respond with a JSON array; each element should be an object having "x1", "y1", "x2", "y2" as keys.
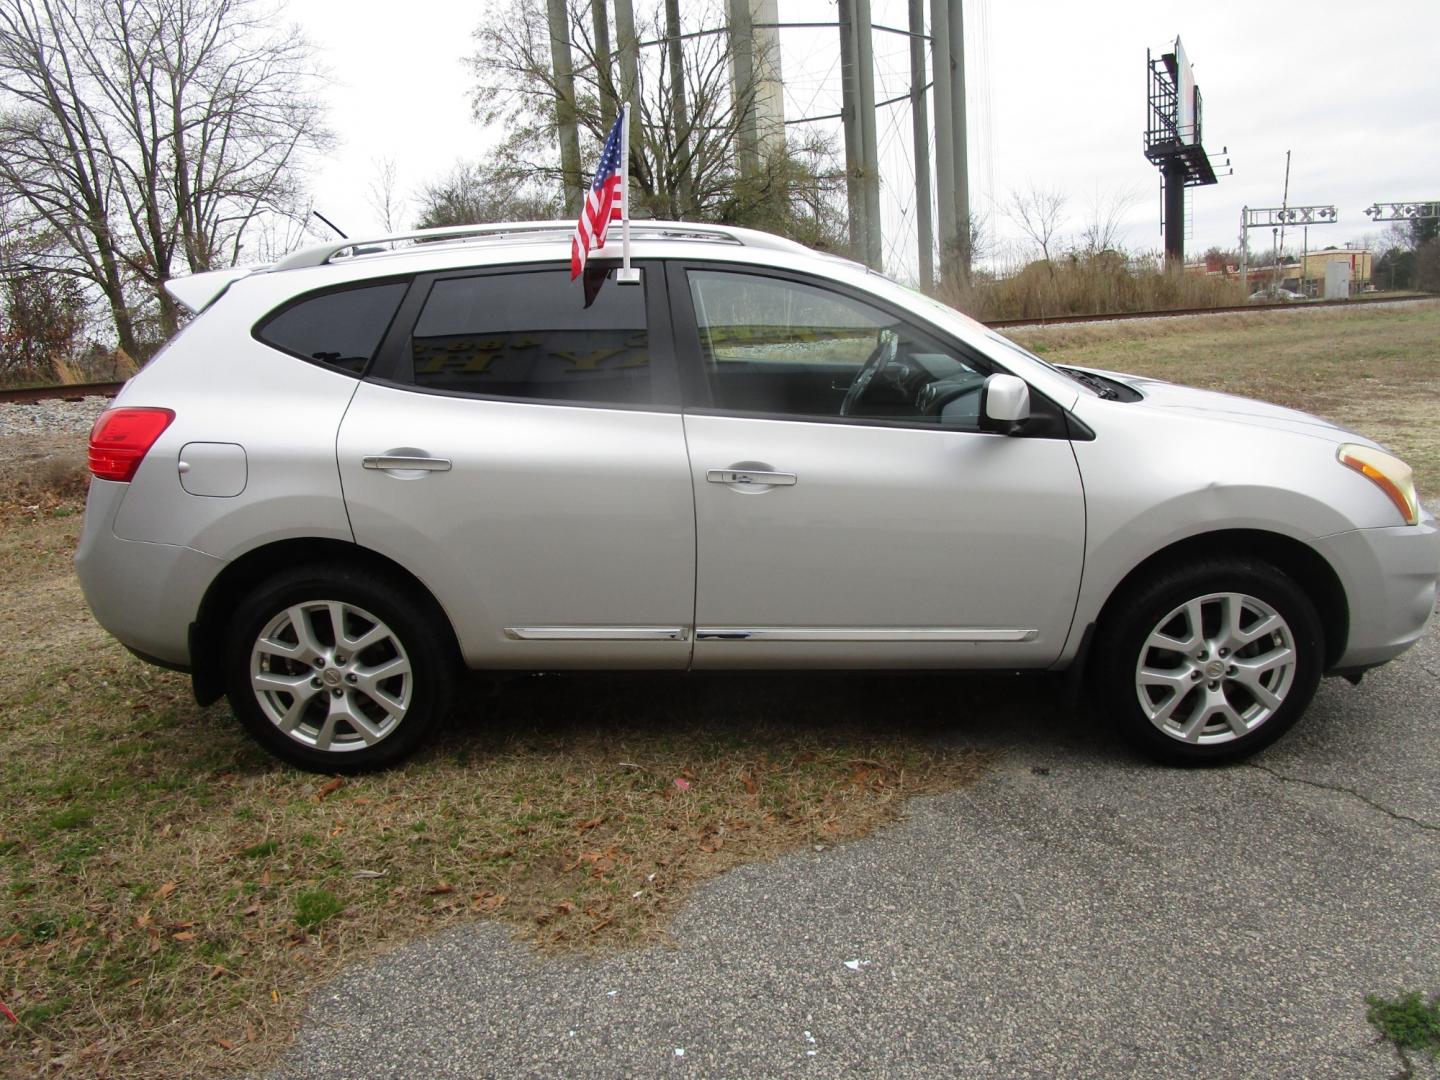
[
  {"x1": 0, "y1": 211, "x2": 90, "y2": 379},
  {"x1": 365, "y1": 157, "x2": 407, "y2": 234},
  {"x1": 415, "y1": 160, "x2": 563, "y2": 229},
  {"x1": 1005, "y1": 184, "x2": 1069, "y2": 266},
  {"x1": 1077, "y1": 184, "x2": 1138, "y2": 256},
  {"x1": 468, "y1": 0, "x2": 845, "y2": 249},
  {"x1": 0, "y1": 0, "x2": 329, "y2": 353}
]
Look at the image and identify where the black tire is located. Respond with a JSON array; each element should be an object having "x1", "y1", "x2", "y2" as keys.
[
  {"x1": 1095, "y1": 557, "x2": 1324, "y2": 766},
  {"x1": 223, "y1": 564, "x2": 458, "y2": 772}
]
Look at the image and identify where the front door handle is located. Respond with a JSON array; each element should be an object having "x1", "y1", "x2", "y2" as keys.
[
  {"x1": 362, "y1": 455, "x2": 452, "y2": 472},
  {"x1": 706, "y1": 469, "x2": 797, "y2": 486}
]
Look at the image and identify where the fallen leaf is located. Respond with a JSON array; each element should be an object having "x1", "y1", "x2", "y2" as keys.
[
  {"x1": 240, "y1": 904, "x2": 261, "y2": 917},
  {"x1": 315, "y1": 778, "x2": 345, "y2": 801},
  {"x1": 155, "y1": 881, "x2": 177, "y2": 900},
  {"x1": 673, "y1": 778, "x2": 691, "y2": 792},
  {"x1": 352, "y1": 869, "x2": 387, "y2": 879},
  {"x1": 208, "y1": 965, "x2": 236, "y2": 980},
  {"x1": 741, "y1": 773, "x2": 758, "y2": 795},
  {"x1": 0, "y1": 1000, "x2": 16, "y2": 1024},
  {"x1": 576, "y1": 815, "x2": 604, "y2": 831},
  {"x1": 171, "y1": 931, "x2": 195, "y2": 942},
  {"x1": 215, "y1": 1038, "x2": 235, "y2": 1051},
  {"x1": 424, "y1": 882, "x2": 454, "y2": 895}
]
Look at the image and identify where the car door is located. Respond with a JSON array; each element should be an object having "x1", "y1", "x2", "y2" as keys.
[
  {"x1": 336, "y1": 262, "x2": 696, "y2": 669},
  {"x1": 671, "y1": 264, "x2": 1086, "y2": 669}
]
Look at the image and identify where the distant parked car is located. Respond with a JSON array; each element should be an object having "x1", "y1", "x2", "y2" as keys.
[
  {"x1": 76, "y1": 221, "x2": 1439, "y2": 771},
  {"x1": 1248, "y1": 287, "x2": 1306, "y2": 302}
]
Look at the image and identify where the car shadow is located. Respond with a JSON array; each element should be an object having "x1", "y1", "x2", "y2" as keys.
[{"x1": 437, "y1": 668, "x2": 1120, "y2": 765}]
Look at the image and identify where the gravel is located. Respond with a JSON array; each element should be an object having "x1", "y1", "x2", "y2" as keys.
[{"x1": 0, "y1": 395, "x2": 111, "y2": 440}]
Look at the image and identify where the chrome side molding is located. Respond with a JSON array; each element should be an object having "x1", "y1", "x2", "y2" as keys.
[
  {"x1": 503, "y1": 626, "x2": 691, "y2": 641},
  {"x1": 694, "y1": 627, "x2": 1039, "y2": 642}
]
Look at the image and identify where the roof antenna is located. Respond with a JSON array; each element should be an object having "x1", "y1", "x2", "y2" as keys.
[{"x1": 312, "y1": 210, "x2": 348, "y2": 239}]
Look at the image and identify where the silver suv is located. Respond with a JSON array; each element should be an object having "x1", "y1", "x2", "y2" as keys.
[{"x1": 76, "y1": 222, "x2": 1439, "y2": 771}]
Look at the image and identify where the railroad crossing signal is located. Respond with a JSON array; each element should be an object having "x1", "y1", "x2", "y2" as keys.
[
  {"x1": 1243, "y1": 205, "x2": 1338, "y2": 228},
  {"x1": 1363, "y1": 201, "x2": 1440, "y2": 222},
  {"x1": 1238, "y1": 205, "x2": 1339, "y2": 294}
]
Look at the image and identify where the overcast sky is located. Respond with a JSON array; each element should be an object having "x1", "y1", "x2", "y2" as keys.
[{"x1": 287, "y1": 0, "x2": 1440, "y2": 279}]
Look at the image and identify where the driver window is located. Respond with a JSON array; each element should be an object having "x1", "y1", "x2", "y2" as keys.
[{"x1": 687, "y1": 270, "x2": 986, "y2": 427}]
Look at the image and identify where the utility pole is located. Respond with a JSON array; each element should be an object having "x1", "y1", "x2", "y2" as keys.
[
  {"x1": 853, "y1": 0, "x2": 883, "y2": 269},
  {"x1": 909, "y1": 0, "x2": 934, "y2": 290},
  {"x1": 947, "y1": 0, "x2": 969, "y2": 277},
  {"x1": 837, "y1": 0, "x2": 865, "y2": 256},
  {"x1": 613, "y1": 0, "x2": 643, "y2": 183},
  {"x1": 666, "y1": 0, "x2": 694, "y2": 215},
  {"x1": 590, "y1": 0, "x2": 616, "y2": 120},
  {"x1": 930, "y1": 0, "x2": 956, "y2": 281},
  {"x1": 546, "y1": 0, "x2": 583, "y2": 214},
  {"x1": 728, "y1": 0, "x2": 758, "y2": 176}
]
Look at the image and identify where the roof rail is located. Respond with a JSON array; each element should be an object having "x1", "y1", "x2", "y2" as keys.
[{"x1": 271, "y1": 219, "x2": 813, "y2": 271}]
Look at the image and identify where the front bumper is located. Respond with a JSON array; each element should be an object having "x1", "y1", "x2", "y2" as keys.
[
  {"x1": 74, "y1": 480, "x2": 224, "y2": 668},
  {"x1": 1315, "y1": 516, "x2": 1440, "y2": 670}
]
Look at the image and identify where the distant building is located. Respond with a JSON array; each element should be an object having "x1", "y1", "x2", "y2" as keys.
[
  {"x1": 1298, "y1": 247, "x2": 1371, "y2": 294},
  {"x1": 1187, "y1": 244, "x2": 1372, "y2": 297}
]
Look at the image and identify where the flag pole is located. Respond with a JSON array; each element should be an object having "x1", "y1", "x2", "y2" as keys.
[{"x1": 617, "y1": 102, "x2": 640, "y2": 284}]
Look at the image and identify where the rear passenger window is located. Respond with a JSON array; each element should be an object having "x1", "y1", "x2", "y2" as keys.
[
  {"x1": 407, "y1": 268, "x2": 651, "y2": 404},
  {"x1": 256, "y1": 282, "x2": 408, "y2": 375}
]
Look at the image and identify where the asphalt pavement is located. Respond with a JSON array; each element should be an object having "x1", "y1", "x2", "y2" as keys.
[{"x1": 259, "y1": 601, "x2": 1440, "y2": 1080}]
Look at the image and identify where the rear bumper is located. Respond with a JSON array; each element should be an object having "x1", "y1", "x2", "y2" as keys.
[
  {"x1": 74, "y1": 480, "x2": 224, "y2": 668},
  {"x1": 1316, "y1": 517, "x2": 1440, "y2": 670}
]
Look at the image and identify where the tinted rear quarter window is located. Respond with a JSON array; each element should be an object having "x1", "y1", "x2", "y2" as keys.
[
  {"x1": 257, "y1": 282, "x2": 409, "y2": 375},
  {"x1": 408, "y1": 268, "x2": 651, "y2": 404}
]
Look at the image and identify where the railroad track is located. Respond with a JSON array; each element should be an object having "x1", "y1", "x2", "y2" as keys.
[
  {"x1": 0, "y1": 380, "x2": 127, "y2": 405},
  {"x1": 1, "y1": 293, "x2": 1432, "y2": 406}
]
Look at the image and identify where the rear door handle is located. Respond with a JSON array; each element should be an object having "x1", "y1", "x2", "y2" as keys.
[
  {"x1": 362, "y1": 455, "x2": 452, "y2": 472},
  {"x1": 706, "y1": 469, "x2": 797, "y2": 486}
]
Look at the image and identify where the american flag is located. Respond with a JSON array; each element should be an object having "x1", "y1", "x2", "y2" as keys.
[{"x1": 570, "y1": 111, "x2": 626, "y2": 280}]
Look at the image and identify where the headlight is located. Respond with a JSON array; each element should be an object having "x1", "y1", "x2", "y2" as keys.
[{"x1": 1337, "y1": 443, "x2": 1420, "y2": 526}]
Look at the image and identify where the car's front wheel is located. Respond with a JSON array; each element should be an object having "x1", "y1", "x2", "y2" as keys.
[
  {"x1": 223, "y1": 566, "x2": 457, "y2": 772},
  {"x1": 1097, "y1": 558, "x2": 1324, "y2": 765}
]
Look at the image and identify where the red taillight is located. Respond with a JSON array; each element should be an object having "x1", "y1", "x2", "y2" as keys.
[{"x1": 88, "y1": 408, "x2": 175, "y2": 482}]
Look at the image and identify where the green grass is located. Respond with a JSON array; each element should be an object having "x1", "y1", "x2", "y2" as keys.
[
  {"x1": 1366, "y1": 990, "x2": 1440, "y2": 1077},
  {"x1": 293, "y1": 889, "x2": 345, "y2": 930}
]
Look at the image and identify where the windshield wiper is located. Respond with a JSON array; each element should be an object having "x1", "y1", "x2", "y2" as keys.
[{"x1": 1059, "y1": 366, "x2": 1120, "y2": 400}]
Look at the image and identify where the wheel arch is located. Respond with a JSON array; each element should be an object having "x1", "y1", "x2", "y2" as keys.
[
  {"x1": 190, "y1": 537, "x2": 461, "y2": 705},
  {"x1": 1090, "y1": 528, "x2": 1349, "y2": 673}
]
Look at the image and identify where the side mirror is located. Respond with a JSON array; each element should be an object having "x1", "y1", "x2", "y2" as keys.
[{"x1": 980, "y1": 373, "x2": 1031, "y2": 432}]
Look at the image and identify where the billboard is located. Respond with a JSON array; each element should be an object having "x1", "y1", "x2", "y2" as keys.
[{"x1": 1174, "y1": 36, "x2": 1197, "y2": 145}]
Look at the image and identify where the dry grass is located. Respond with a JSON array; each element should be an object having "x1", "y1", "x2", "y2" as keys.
[
  {"x1": 0, "y1": 502, "x2": 988, "y2": 1078},
  {"x1": 945, "y1": 255, "x2": 1246, "y2": 322},
  {"x1": 1010, "y1": 300, "x2": 1440, "y2": 494}
]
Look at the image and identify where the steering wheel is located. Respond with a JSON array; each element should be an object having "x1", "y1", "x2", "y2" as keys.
[{"x1": 840, "y1": 328, "x2": 898, "y2": 417}]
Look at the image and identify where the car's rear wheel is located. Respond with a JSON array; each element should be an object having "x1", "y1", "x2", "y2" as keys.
[
  {"x1": 223, "y1": 566, "x2": 456, "y2": 772},
  {"x1": 1097, "y1": 558, "x2": 1324, "y2": 765}
]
